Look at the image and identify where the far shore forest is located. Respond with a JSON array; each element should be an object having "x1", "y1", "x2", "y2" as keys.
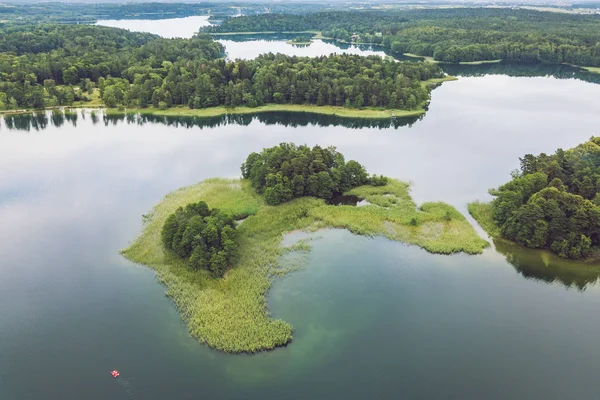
[{"x1": 3, "y1": 7, "x2": 600, "y2": 113}]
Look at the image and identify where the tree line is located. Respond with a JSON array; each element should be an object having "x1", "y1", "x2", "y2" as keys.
[
  {"x1": 161, "y1": 201, "x2": 236, "y2": 277},
  {"x1": 206, "y1": 8, "x2": 600, "y2": 66},
  {"x1": 0, "y1": 25, "x2": 222, "y2": 110},
  {"x1": 490, "y1": 138, "x2": 600, "y2": 259},
  {"x1": 0, "y1": 24, "x2": 442, "y2": 111},
  {"x1": 241, "y1": 143, "x2": 387, "y2": 206},
  {"x1": 98, "y1": 53, "x2": 442, "y2": 110}
]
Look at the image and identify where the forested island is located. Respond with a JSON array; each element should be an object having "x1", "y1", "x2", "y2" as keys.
[
  {"x1": 0, "y1": 24, "x2": 448, "y2": 117},
  {"x1": 205, "y1": 8, "x2": 600, "y2": 68},
  {"x1": 470, "y1": 138, "x2": 600, "y2": 260},
  {"x1": 123, "y1": 143, "x2": 488, "y2": 352}
]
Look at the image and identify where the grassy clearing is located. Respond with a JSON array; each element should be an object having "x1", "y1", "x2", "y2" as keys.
[
  {"x1": 467, "y1": 201, "x2": 501, "y2": 237},
  {"x1": 123, "y1": 178, "x2": 487, "y2": 353}
]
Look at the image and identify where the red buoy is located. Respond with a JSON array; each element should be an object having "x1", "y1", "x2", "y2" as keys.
[{"x1": 111, "y1": 370, "x2": 120, "y2": 378}]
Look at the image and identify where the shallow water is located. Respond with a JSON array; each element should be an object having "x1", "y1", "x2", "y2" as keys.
[{"x1": 3, "y1": 17, "x2": 600, "y2": 400}]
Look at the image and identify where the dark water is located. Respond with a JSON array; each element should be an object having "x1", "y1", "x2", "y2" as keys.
[{"x1": 3, "y1": 28, "x2": 600, "y2": 399}]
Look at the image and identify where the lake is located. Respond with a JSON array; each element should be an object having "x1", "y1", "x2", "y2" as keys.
[
  {"x1": 96, "y1": 16, "x2": 212, "y2": 39},
  {"x1": 3, "y1": 18, "x2": 600, "y2": 400}
]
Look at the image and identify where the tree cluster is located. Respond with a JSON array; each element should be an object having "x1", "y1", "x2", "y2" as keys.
[
  {"x1": 207, "y1": 8, "x2": 600, "y2": 66},
  {"x1": 161, "y1": 201, "x2": 236, "y2": 277},
  {"x1": 99, "y1": 53, "x2": 441, "y2": 110},
  {"x1": 0, "y1": 25, "x2": 222, "y2": 110},
  {"x1": 241, "y1": 143, "x2": 387, "y2": 205},
  {"x1": 490, "y1": 137, "x2": 600, "y2": 259}
]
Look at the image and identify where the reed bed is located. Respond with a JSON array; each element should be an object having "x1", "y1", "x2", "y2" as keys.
[
  {"x1": 122, "y1": 178, "x2": 488, "y2": 353},
  {"x1": 467, "y1": 201, "x2": 501, "y2": 237}
]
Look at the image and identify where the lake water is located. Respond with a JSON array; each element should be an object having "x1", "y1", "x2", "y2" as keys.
[
  {"x1": 3, "y1": 18, "x2": 600, "y2": 400},
  {"x1": 96, "y1": 16, "x2": 212, "y2": 38}
]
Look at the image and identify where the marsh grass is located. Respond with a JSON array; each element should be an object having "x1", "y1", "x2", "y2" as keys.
[
  {"x1": 123, "y1": 178, "x2": 488, "y2": 353},
  {"x1": 467, "y1": 201, "x2": 501, "y2": 237}
]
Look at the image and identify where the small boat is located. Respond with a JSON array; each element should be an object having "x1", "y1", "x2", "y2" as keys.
[{"x1": 111, "y1": 370, "x2": 120, "y2": 378}]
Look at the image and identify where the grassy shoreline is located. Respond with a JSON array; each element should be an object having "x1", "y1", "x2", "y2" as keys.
[
  {"x1": 468, "y1": 200, "x2": 600, "y2": 264},
  {"x1": 122, "y1": 178, "x2": 488, "y2": 353},
  {"x1": 0, "y1": 77, "x2": 456, "y2": 119}
]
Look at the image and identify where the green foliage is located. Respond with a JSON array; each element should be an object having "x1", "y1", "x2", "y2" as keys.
[
  {"x1": 207, "y1": 8, "x2": 600, "y2": 67},
  {"x1": 489, "y1": 138, "x2": 600, "y2": 259},
  {"x1": 242, "y1": 143, "x2": 377, "y2": 205},
  {"x1": 161, "y1": 201, "x2": 236, "y2": 277},
  {"x1": 0, "y1": 25, "x2": 223, "y2": 110},
  {"x1": 123, "y1": 177, "x2": 487, "y2": 353}
]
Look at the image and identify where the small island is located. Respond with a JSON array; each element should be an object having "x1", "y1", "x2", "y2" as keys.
[
  {"x1": 123, "y1": 143, "x2": 488, "y2": 353},
  {"x1": 286, "y1": 36, "x2": 312, "y2": 45},
  {"x1": 469, "y1": 137, "x2": 600, "y2": 261}
]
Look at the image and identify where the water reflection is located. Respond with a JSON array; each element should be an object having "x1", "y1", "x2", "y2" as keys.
[
  {"x1": 1, "y1": 110, "x2": 421, "y2": 131},
  {"x1": 495, "y1": 238, "x2": 600, "y2": 290},
  {"x1": 444, "y1": 61, "x2": 600, "y2": 86}
]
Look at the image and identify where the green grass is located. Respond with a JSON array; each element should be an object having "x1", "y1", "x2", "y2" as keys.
[
  {"x1": 467, "y1": 201, "x2": 501, "y2": 237},
  {"x1": 404, "y1": 53, "x2": 502, "y2": 65},
  {"x1": 110, "y1": 104, "x2": 429, "y2": 119},
  {"x1": 581, "y1": 66, "x2": 600, "y2": 74},
  {"x1": 122, "y1": 178, "x2": 488, "y2": 353}
]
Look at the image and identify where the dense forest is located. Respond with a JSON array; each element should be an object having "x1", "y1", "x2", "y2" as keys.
[
  {"x1": 489, "y1": 138, "x2": 600, "y2": 259},
  {"x1": 99, "y1": 53, "x2": 442, "y2": 110},
  {"x1": 241, "y1": 143, "x2": 387, "y2": 205},
  {"x1": 161, "y1": 201, "x2": 236, "y2": 277},
  {"x1": 0, "y1": 2, "x2": 330, "y2": 24},
  {"x1": 0, "y1": 25, "x2": 222, "y2": 110},
  {"x1": 206, "y1": 8, "x2": 600, "y2": 66},
  {"x1": 0, "y1": 24, "x2": 443, "y2": 111}
]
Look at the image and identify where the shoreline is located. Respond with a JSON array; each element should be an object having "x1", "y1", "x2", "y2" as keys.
[
  {"x1": 468, "y1": 201, "x2": 600, "y2": 265},
  {"x1": 2, "y1": 77, "x2": 457, "y2": 119},
  {"x1": 211, "y1": 31, "x2": 600, "y2": 73}
]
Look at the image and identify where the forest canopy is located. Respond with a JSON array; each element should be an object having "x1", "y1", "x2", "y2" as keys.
[
  {"x1": 206, "y1": 8, "x2": 600, "y2": 66},
  {"x1": 241, "y1": 143, "x2": 387, "y2": 205},
  {"x1": 488, "y1": 137, "x2": 600, "y2": 259},
  {"x1": 0, "y1": 24, "x2": 443, "y2": 112},
  {"x1": 98, "y1": 53, "x2": 442, "y2": 110},
  {"x1": 161, "y1": 201, "x2": 236, "y2": 277}
]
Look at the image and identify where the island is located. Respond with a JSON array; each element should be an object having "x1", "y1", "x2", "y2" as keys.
[
  {"x1": 469, "y1": 137, "x2": 600, "y2": 261},
  {"x1": 286, "y1": 36, "x2": 312, "y2": 45},
  {"x1": 122, "y1": 143, "x2": 489, "y2": 353},
  {"x1": 0, "y1": 24, "x2": 454, "y2": 119}
]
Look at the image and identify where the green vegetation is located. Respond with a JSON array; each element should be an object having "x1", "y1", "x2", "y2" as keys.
[
  {"x1": 107, "y1": 103, "x2": 428, "y2": 120},
  {"x1": 206, "y1": 8, "x2": 600, "y2": 67},
  {"x1": 99, "y1": 53, "x2": 444, "y2": 112},
  {"x1": 0, "y1": 24, "x2": 222, "y2": 110},
  {"x1": 287, "y1": 36, "x2": 312, "y2": 45},
  {"x1": 471, "y1": 137, "x2": 600, "y2": 260},
  {"x1": 0, "y1": 2, "x2": 331, "y2": 24},
  {"x1": 123, "y1": 165, "x2": 487, "y2": 353},
  {"x1": 582, "y1": 66, "x2": 600, "y2": 74},
  {"x1": 161, "y1": 202, "x2": 237, "y2": 277},
  {"x1": 0, "y1": 22, "x2": 446, "y2": 113},
  {"x1": 241, "y1": 143, "x2": 387, "y2": 205}
]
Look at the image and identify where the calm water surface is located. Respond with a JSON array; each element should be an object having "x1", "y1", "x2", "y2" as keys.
[
  {"x1": 95, "y1": 16, "x2": 212, "y2": 38},
  {"x1": 3, "y1": 20, "x2": 600, "y2": 400}
]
